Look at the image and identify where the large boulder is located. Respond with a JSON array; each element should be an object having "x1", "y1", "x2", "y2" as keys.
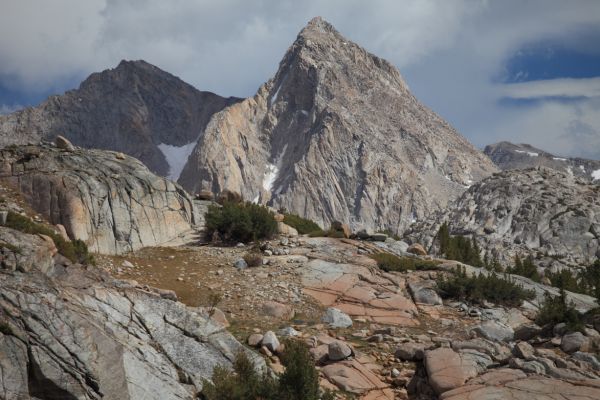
[
  {"x1": 0, "y1": 145, "x2": 198, "y2": 254},
  {"x1": 328, "y1": 341, "x2": 353, "y2": 361},
  {"x1": 0, "y1": 228, "x2": 265, "y2": 399},
  {"x1": 322, "y1": 307, "x2": 353, "y2": 328},
  {"x1": 424, "y1": 348, "x2": 488, "y2": 395},
  {"x1": 471, "y1": 320, "x2": 514, "y2": 342},
  {"x1": 561, "y1": 332, "x2": 591, "y2": 354},
  {"x1": 408, "y1": 280, "x2": 442, "y2": 305}
]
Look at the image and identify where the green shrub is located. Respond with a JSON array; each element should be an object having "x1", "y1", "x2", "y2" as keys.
[
  {"x1": 5, "y1": 212, "x2": 94, "y2": 264},
  {"x1": 202, "y1": 340, "x2": 334, "y2": 400},
  {"x1": 205, "y1": 202, "x2": 277, "y2": 243},
  {"x1": 202, "y1": 350, "x2": 278, "y2": 400},
  {"x1": 579, "y1": 260, "x2": 600, "y2": 301},
  {"x1": 243, "y1": 252, "x2": 263, "y2": 268},
  {"x1": 436, "y1": 266, "x2": 535, "y2": 307},
  {"x1": 436, "y1": 223, "x2": 483, "y2": 267},
  {"x1": 0, "y1": 321, "x2": 13, "y2": 336},
  {"x1": 546, "y1": 269, "x2": 581, "y2": 293},
  {"x1": 535, "y1": 290, "x2": 584, "y2": 332},
  {"x1": 506, "y1": 255, "x2": 540, "y2": 282},
  {"x1": 307, "y1": 228, "x2": 345, "y2": 239},
  {"x1": 283, "y1": 213, "x2": 321, "y2": 234},
  {"x1": 369, "y1": 252, "x2": 439, "y2": 272}
]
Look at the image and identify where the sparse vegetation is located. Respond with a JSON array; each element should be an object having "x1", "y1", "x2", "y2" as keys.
[
  {"x1": 201, "y1": 340, "x2": 334, "y2": 400},
  {"x1": 207, "y1": 292, "x2": 223, "y2": 318},
  {"x1": 544, "y1": 260, "x2": 600, "y2": 301},
  {"x1": 369, "y1": 252, "x2": 439, "y2": 272},
  {"x1": 0, "y1": 241, "x2": 22, "y2": 254},
  {"x1": 535, "y1": 290, "x2": 584, "y2": 333},
  {"x1": 436, "y1": 266, "x2": 535, "y2": 307},
  {"x1": 307, "y1": 228, "x2": 345, "y2": 238},
  {"x1": 436, "y1": 223, "x2": 483, "y2": 267},
  {"x1": 283, "y1": 213, "x2": 321, "y2": 234},
  {"x1": 205, "y1": 202, "x2": 277, "y2": 243},
  {"x1": 0, "y1": 321, "x2": 13, "y2": 336},
  {"x1": 506, "y1": 255, "x2": 540, "y2": 282},
  {"x1": 4, "y1": 211, "x2": 94, "y2": 264}
]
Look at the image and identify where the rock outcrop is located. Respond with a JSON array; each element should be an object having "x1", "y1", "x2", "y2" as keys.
[
  {"x1": 0, "y1": 144, "x2": 198, "y2": 254},
  {"x1": 406, "y1": 168, "x2": 600, "y2": 270},
  {"x1": 485, "y1": 141, "x2": 600, "y2": 182},
  {"x1": 0, "y1": 226, "x2": 264, "y2": 399},
  {"x1": 178, "y1": 17, "x2": 497, "y2": 233},
  {"x1": 0, "y1": 60, "x2": 239, "y2": 178}
]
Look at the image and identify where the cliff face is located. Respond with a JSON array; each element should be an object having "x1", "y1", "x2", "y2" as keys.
[
  {"x1": 179, "y1": 17, "x2": 498, "y2": 233},
  {"x1": 0, "y1": 143, "x2": 198, "y2": 254},
  {"x1": 405, "y1": 168, "x2": 600, "y2": 270},
  {"x1": 484, "y1": 141, "x2": 600, "y2": 183},
  {"x1": 0, "y1": 60, "x2": 239, "y2": 178}
]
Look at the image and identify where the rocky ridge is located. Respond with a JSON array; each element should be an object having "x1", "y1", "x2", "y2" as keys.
[
  {"x1": 0, "y1": 141, "x2": 200, "y2": 254},
  {"x1": 0, "y1": 60, "x2": 239, "y2": 177},
  {"x1": 405, "y1": 167, "x2": 600, "y2": 271},
  {"x1": 484, "y1": 141, "x2": 600, "y2": 182},
  {"x1": 178, "y1": 17, "x2": 498, "y2": 233}
]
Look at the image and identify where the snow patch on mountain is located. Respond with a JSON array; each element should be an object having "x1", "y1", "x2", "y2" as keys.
[{"x1": 158, "y1": 141, "x2": 197, "y2": 181}]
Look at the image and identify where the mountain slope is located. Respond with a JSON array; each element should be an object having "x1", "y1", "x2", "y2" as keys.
[
  {"x1": 484, "y1": 141, "x2": 600, "y2": 182},
  {"x1": 179, "y1": 17, "x2": 498, "y2": 233},
  {"x1": 405, "y1": 167, "x2": 600, "y2": 270},
  {"x1": 0, "y1": 60, "x2": 239, "y2": 177}
]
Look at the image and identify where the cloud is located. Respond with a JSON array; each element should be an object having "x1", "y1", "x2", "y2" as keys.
[
  {"x1": 501, "y1": 77, "x2": 600, "y2": 99},
  {"x1": 0, "y1": 0, "x2": 599, "y2": 159}
]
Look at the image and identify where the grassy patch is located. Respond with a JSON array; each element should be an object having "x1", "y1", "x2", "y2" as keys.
[
  {"x1": 436, "y1": 266, "x2": 535, "y2": 307},
  {"x1": 283, "y1": 213, "x2": 321, "y2": 234},
  {"x1": 5, "y1": 211, "x2": 94, "y2": 264},
  {"x1": 369, "y1": 252, "x2": 440, "y2": 272},
  {"x1": 307, "y1": 229, "x2": 345, "y2": 238}
]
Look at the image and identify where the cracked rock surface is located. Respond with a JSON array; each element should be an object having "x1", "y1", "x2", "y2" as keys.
[
  {"x1": 0, "y1": 144, "x2": 199, "y2": 254},
  {"x1": 0, "y1": 226, "x2": 263, "y2": 400}
]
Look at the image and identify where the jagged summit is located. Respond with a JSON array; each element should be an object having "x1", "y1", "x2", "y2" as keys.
[
  {"x1": 179, "y1": 18, "x2": 497, "y2": 233},
  {"x1": 484, "y1": 141, "x2": 600, "y2": 182},
  {"x1": 0, "y1": 59, "x2": 240, "y2": 177}
]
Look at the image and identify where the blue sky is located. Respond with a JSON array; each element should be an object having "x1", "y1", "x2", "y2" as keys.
[{"x1": 1, "y1": 0, "x2": 599, "y2": 159}]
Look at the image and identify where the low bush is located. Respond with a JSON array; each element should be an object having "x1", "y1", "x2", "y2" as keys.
[
  {"x1": 307, "y1": 228, "x2": 345, "y2": 238},
  {"x1": 535, "y1": 290, "x2": 584, "y2": 332},
  {"x1": 243, "y1": 252, "x2": 263, "y2": 268},
  {"x1": 5, "y1": 211, "x2": 94, "y2": 264},
  {"x1": 506, "y1": 255, "x2": 540, "y2": 282},
  {"x1": 0, "y1": 321, "x2": 13, "y2": 336},
  {"x1": 436, "y1": 266, "x2": 535, "y2": 307},
  {"x1": 205, "y1": 202, "x2": 277, "y2": 243},
  {"x1": 369, "y1": 252, "x2": 439, "y2": 272},
  {"x1": 436, "y1": 223, "x2": 483, "y2": 267},
  {"x1": 283, "y1": 213, "x2": 321, "y2": 234},
  {"x1": 202, "y1": 340, "x2": 334, "y2": 400}
]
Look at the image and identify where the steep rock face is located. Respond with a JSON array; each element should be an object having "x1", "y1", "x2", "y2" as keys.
[
  {"x1": 179, "y1": 17, "x2": 497, "y2": 233},
  {"x1": 0, "y1": 60, "x2": 239, "y2": 178},
  {"x1": 484, "y1": 141, "x2": 600, "y2": 183},
  {"x1": 0, "y1": 144, "x2": 197, "y2": 254},
  {"x1": 405, "y1": 168, "x2": 600, "y2": 270},
  {"x1": 0, "y1": 227, "x2": 264, "y2": 399}
]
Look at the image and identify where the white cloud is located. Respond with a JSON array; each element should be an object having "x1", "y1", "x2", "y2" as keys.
[
  {"x1": 501, "y1": 77, "x2": 600, "y2": 99},
  {"x1": 0, "y1": 0, "x2": 599, "y2": 159}
]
